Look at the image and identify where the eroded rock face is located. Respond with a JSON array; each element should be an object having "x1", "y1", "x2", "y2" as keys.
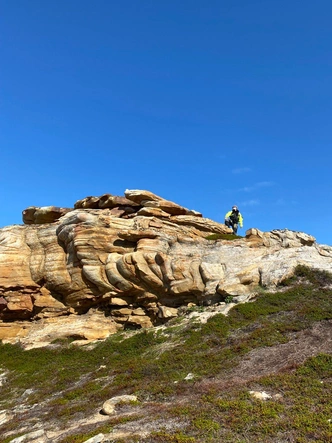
[
  {"x1": 1, "y1": 189, "x2": 332, "y2": 347},
  {"x1": 22, "y1": 206, "x2": 72, "y2": 224}
]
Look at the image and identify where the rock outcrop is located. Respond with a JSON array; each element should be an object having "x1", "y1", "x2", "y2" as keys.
[{"x1": 1, "y1": 189, "x2": 331, "y2": 348}]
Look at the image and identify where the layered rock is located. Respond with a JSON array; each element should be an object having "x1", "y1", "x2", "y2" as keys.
[
  {"x1": 0, "y1": 189, "x2": 331, "y2": 348},
  {"x1": 22, "y1": 206, "x2": 72, "y2": 224}
]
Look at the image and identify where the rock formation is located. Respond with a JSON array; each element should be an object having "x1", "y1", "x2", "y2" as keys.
[{"x1": 1, "y1": 189, "x2": 332, "y2": 348}]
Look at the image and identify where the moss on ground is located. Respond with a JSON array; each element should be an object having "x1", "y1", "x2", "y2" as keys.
[
  {"x1": 0, "y1": 266, "x2": 331, "y2": 442},
  {"x1": 205, "y1": 233, "x2": 242, "y2": 241}
]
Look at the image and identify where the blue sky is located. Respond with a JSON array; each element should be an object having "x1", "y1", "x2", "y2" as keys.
[{"x1": 1, "y1": 0, "x2": 332, "y2": 245}]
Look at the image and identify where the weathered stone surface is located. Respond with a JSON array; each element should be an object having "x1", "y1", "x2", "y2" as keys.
[
  {"x1": 0, "y1": 409, "x2": 13, "y2": 426},
  {"x1": 169, "y1": 215, "x2": 230, "y2": 235},
  {"x1": 245, "y1": 228, "x2": 316, "y2": 248},
  {"x1": 22, "y1": 206, "x2": 71, "y2": 224},
  {"x1": 124, "y1": 189, "x2": 163, "y2": 204},
  {"x1": 249, "y1": 391, "x2": 272, "y2": 401},
  {"x1": 83, "y1": 434, "x2": 105, "y2": 443},
  {"x1": 0, "y1": 322, "x2": 30, "y2": 341},
  {"x1": 7, "y1": 429, "x2": 49, "y2": 442},
  {"x1": 137, "y1": 207, "x2": 171, "y2": 218},
  {"x1": 33, "y1": 287, "x2": 70, "y2": 319},
  {"x1": 143, "y1": 199, "x2": 189, "y2": 216},
  {"x1": 2, "y1": 189, "x2": 332, "y2": 348},
  {"x1": 0, "y1": 310, "x2": 121, "y2": 349},
  {"x1": 102, "y1": 395, "x2": 138, "y2": 415},
  {"x1": 125, "y1": 189, "x2": 198, "y2": 216},
  {"x1": 158, "y1": 306, "x2": 178, "y2": 319},
  {"x1": 75, "y1": 194, "x2": 140, "y2": 210}
]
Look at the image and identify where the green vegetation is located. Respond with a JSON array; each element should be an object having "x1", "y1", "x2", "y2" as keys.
[
  {"x1": 205, "y1": 233, "x2": 242, "y2": 241},
  {"x1": 0, "y1": 265, "x2": 331, "y2": 442},
  {"x1": 224, "y1": 295, "x2": 234, "y2": 304},
  {"x1": 280, "y1": 264, "x2": 332, "y2": 287}
]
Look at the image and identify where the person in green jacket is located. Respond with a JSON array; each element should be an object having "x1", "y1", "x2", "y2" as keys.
[{"x1": 224, "y1": 205, "x2": 243, "y2": 234}]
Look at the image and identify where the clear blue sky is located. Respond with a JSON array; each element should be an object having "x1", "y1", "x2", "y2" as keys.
[{"x1": 1, "y1": 0, "x2": 332, "y2": 245}]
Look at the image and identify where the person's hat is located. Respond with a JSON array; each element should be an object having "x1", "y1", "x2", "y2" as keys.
[{"x1": 232, "y1": 205, "x2": 238, "y2": 211}]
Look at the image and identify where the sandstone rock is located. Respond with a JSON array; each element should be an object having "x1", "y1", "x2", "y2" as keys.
[
  {"x1": 22, "y1": 206, "x2": 71, "y2": 224},
  {"x1": 124, "y1": 189, "x2": 163, "y2": 204},
  {"x1": 1, "y1": 189, "x2": 332, "y2": 348},
  {"x1": 0, "y1": 296, "x2": 7, "y2": 310},
  {"x1": 249, "y1": 391, "x2": 272, "y2": 401},
  {"x1": 6, "y1": 293, "x2": 33, "y2": 318},
  {"x1": 169, "y1": 215, "x2": 231, "y2": 236},
  {"x1": 127, "y1": 315, "x2": 153, "y2": 328},
  {"x1": 0, "y1": 322, "x2": 30, "y2": 341},
  {"x1": 98, "y1": 194, "x2": 139, "y2": 209},
  {"x1": 143, "y1": 199, "x2": 189, "y2": 215},
  {"x1": 0, "y1": 371, "x2": 7, "y2": 386},
  {"x1": 0, "y1": 410, "x2": 13, "y2": 426},
  {"x1": 112, "y1": 308, "x2": 133, "y2": 317},
  {"x1": 137, "y1": 207, "x2": 171, "y2": 218},
  {"x1": 74, "y1": 194, "x2": 141, "y2": 211},
  {"x1": 8, "y1": 429, "x2": 48, "y2": 442},
  {"x1": 158, "y1": 306, "x2": 178, "y2": 319},
  {"x1": 33, "y1": 287, "x2": 69, "y2": 319},
  {"x1": 110, "y1": 297, "x2": 130, "y2": 306},
  {"x1": 102, "y1": 395, "x2": 138, "y2": 415},
  {"x1": 0, "y1": 310, "x2": 121, "y2": 349},
  {"x1": 245, "y1": 228, "x2": 316, "y2": 248},
  {"x1": 74, "y1": 196, "x2": 100, "y2": 209},
  {"x1": 83, "y1": 434, "x2": 105, "y2": 443}
]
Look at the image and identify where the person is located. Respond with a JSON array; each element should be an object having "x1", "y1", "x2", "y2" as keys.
[{"x1": 224, "y1": 205, "x2": 243, "y2": 234}]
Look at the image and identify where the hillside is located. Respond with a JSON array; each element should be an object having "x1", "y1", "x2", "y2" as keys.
[
  {"x1": 0, "y1": 265, "x2": 331, "y2": 442},
  {"x1": 0, "y1": 190, "x2": 331, "y2": 442}
]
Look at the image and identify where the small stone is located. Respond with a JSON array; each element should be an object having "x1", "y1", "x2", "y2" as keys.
[
  {"x1": 82, "y1": 434, "x2": 105, "y2": 443},
  {"x1": 102, "y1": 394, "x2": 137, "y2": 415},
  {"x1": 249, "y1": 391, "x2": 272, "y2": 400},
  {"x1": 184, "y1": 373, "x2": 194, "y2": 380},
  {"x1": 9, "y1": 429, "x2": 47, "y2": 442}
]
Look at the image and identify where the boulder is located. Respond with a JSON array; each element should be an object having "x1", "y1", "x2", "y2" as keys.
[
  {"x1": 1, "y1": 190, "x2": 332, "y2": 348},
  {"x1": 22, "y1": 206, "x2": 71, "y2": 224}
]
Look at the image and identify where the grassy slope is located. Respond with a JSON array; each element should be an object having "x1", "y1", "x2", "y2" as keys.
[{"x1": 0, "y1": 265, "x2": 331, "y2": 443}]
